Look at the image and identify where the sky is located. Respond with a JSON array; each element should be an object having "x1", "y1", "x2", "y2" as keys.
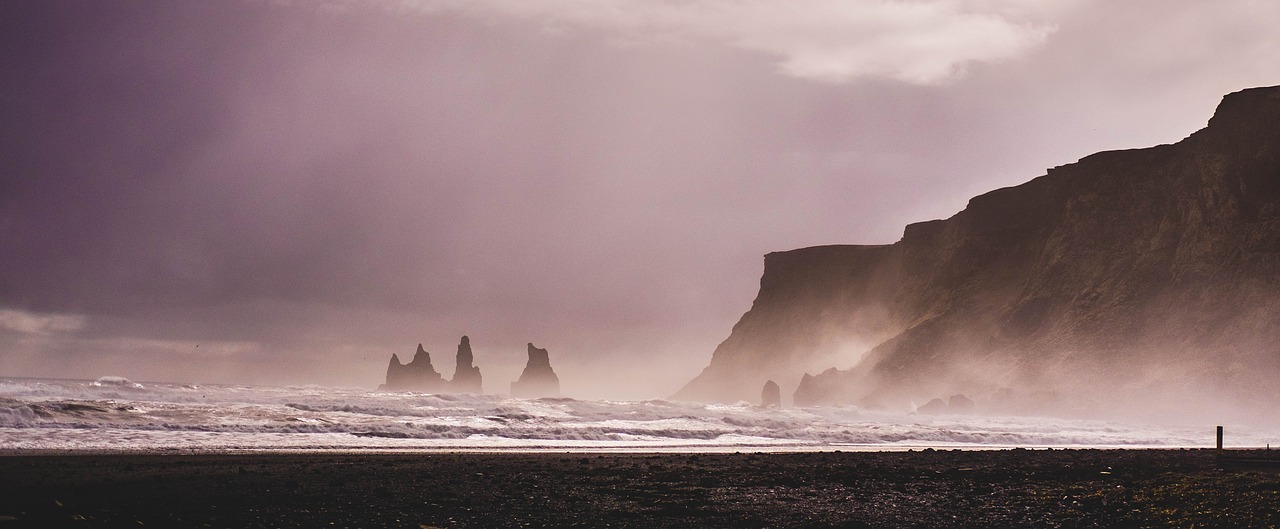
[{"x1": 2, "y1": 0, "x2": 1279, "y2": 399}]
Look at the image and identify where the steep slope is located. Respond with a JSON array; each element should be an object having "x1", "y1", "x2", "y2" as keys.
[
  {"x1": 674, "y1": 245, "x2": 904, "y2": 404},
  {"x1": 675, "y1": 86, "x2": 1280, "y2": 421}
]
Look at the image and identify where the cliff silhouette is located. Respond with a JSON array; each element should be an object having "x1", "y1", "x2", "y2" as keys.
[{"x1": 675, "y1": 86, "x2": 1280, "y2": 421}]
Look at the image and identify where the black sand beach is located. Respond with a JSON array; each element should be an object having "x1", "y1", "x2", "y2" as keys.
[{"x1": 2, "y1": 449, "x2": 1278, "y2": 528}]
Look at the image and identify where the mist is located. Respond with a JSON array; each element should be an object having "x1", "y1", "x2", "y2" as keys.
[{"x1": 3, "y1": 0, "x2": 1280, "y2": 405}]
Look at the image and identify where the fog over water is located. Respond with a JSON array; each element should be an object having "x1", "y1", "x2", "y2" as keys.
[
  {"x1": 2, "y1": 1, "x2": 1280, "y2": 402},
  {"x1": 6, "y1": 377, "x2": 1274, "y2": 452}
]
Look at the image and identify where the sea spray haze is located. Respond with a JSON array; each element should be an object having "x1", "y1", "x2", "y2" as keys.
[
  {"x1": 679, "y1": 86, "x2": 1280, "y2": 427},
  {"x1": 5, "y1": 377, "x2": 1277, "y2": 452},
  {"x1": 4, "y1": 2, "x2": 1280, "y2": 399}
]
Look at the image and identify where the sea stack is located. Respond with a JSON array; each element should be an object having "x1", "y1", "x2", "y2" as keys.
[
  {"x1": 380, "y1": 344, "x2": 447, "y2": 392},
  {"x1": 510, "y1": 343, "x2": 560, "y2": 398},
  {"x1": 451, "y1": 336, "x2": 483, "y2": 393},
  {"x1": 761, "y1": 380, "x2": 781, "y2": 408}
]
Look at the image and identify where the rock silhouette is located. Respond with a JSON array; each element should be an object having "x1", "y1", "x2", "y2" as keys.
[
  {"x1": 761, "y1": 380, "x2": 781, "y2": 408},
  {"x1": 916, "y1": 398, "x2": 949, "y2": 415},
  {"x1": 380, "y1": 337, "x2": 483, "y2": 393},
  {"x1": 675, "y1": 85, "x2": 1280, "y2": 422},
  {"x1": 948, "y1": 394, "x2": 976, "y2": 415},
  {"x1": 915, "y1": 395, "x2": 975, "y2": 415},
  {"x1": 380, "y1": 344, "x2": 446, "y2": 392},
  {"x1": 510, "y1": 343, "x2": 560, "y2": 398},
  {"x1": 450, "y1": 336, "x2": 483, "y2": 394}
]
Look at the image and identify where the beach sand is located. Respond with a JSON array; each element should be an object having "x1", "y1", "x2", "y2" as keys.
[{"x1": 1, "y1": 449, "x2": 1277, "y2": 528}]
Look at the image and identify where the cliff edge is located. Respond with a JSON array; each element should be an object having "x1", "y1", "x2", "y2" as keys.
[{"x1": 675, "y1": 86, "x2": 1280, "y2": 422}]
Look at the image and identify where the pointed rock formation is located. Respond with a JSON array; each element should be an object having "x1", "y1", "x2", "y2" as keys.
[
  {"x1": 380, "y1": 344, "x2": 447, "y2": 392},
  {"x1": 450, "y1": 336, "x2": 483, "y2": 394},
  {"x1": 379, "y1": 354, "x2": 403, "y2": 391},
  {"x1": 761, "y1": 380, "x2": 781, "y2": 408},
  {"x1": 510, "y1": 343, "x2": 560, "y2": 398}
]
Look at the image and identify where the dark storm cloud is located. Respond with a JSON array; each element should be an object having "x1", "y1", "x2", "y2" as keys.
[{"x1": 2, "y1": 0, "x2": 1279, "y2": 396}]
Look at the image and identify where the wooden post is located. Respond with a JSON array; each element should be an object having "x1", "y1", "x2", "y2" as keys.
[{"x1": 1217, "y1": 425, "x2": 1224, "y2": 451}]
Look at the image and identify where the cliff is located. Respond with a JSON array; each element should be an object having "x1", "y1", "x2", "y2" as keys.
[
  {"x1": 675, "y1": 86, "x2": 1280, "y2": 421},
  {"x1": 511, "y1": 343, "x2": 561, "y2": 398},
  {"x1": 674, "y1": 245, "x2": 904, "y2": 404}
]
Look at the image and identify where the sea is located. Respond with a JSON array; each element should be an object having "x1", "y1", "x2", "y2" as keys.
[{"x1": 1, "y1": 376, "x2": 1273, "y2": 453}]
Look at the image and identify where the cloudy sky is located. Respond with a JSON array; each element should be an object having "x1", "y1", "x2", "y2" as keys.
[{"x1": 2, "y1": 0, "x2": 1279, "y2": 398}]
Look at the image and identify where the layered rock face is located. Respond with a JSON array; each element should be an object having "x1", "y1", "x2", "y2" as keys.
[
  {"x1": 511, "y1": 343, "x2": 561, "y2": 398},
  {"x1": 450, "y1": 336, "x2": 483, "y2": 393},
  {"x1": 381, "y1": 344, "x2": 446, "y2": 392},
  {"x1": 675, "y1": 245, "x2": 904, "y2": 405},
  {"x1": 676, "y1": 86, "x2": 1280, "y2": 421}
]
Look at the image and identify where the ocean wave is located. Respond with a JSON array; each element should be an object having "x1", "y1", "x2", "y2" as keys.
[
  {"x1": 90, "y1": 376, "x2": 145, "y2": 389},
  {"x1": 0, "y1": 376, "x2": 1265, "y2": 451}
]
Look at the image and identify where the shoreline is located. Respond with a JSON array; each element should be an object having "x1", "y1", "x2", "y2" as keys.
[
  {"x1": 4, "y1": 448, "x2": 1278, "y2": 528},
  {"x1": 0, "y1": 443, "x2": 1232, "y2": 457}
]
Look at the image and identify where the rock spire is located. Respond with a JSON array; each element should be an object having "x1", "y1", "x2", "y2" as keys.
[
  {"x1": 510, "y1": 343, "x2": 560, "y2": 398},
  {"x1": 380, "y1": 344, "x2": 446, "y2": 392},
  {"x1": 450, "y1": 335, "x2": 483, "y2": 393}
]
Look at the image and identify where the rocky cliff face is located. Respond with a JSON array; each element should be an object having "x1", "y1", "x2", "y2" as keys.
[
  {"x1": 674, "y1": 245, "x2": 904, "y2": 405},
  {"x1": 511, "y1": 343, "x2": 561, "y2": 398},
  {"x1": 676, "y1": 86, "x2": 1280, "y2": 421}
]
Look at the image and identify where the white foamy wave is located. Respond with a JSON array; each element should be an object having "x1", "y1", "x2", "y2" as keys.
[
  {"x1": 0, "y1": 377, "x2": 1273, "y2": 452},
  {"x1": 90, "y1": 376, "x2": 145, "y2": 389}
]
